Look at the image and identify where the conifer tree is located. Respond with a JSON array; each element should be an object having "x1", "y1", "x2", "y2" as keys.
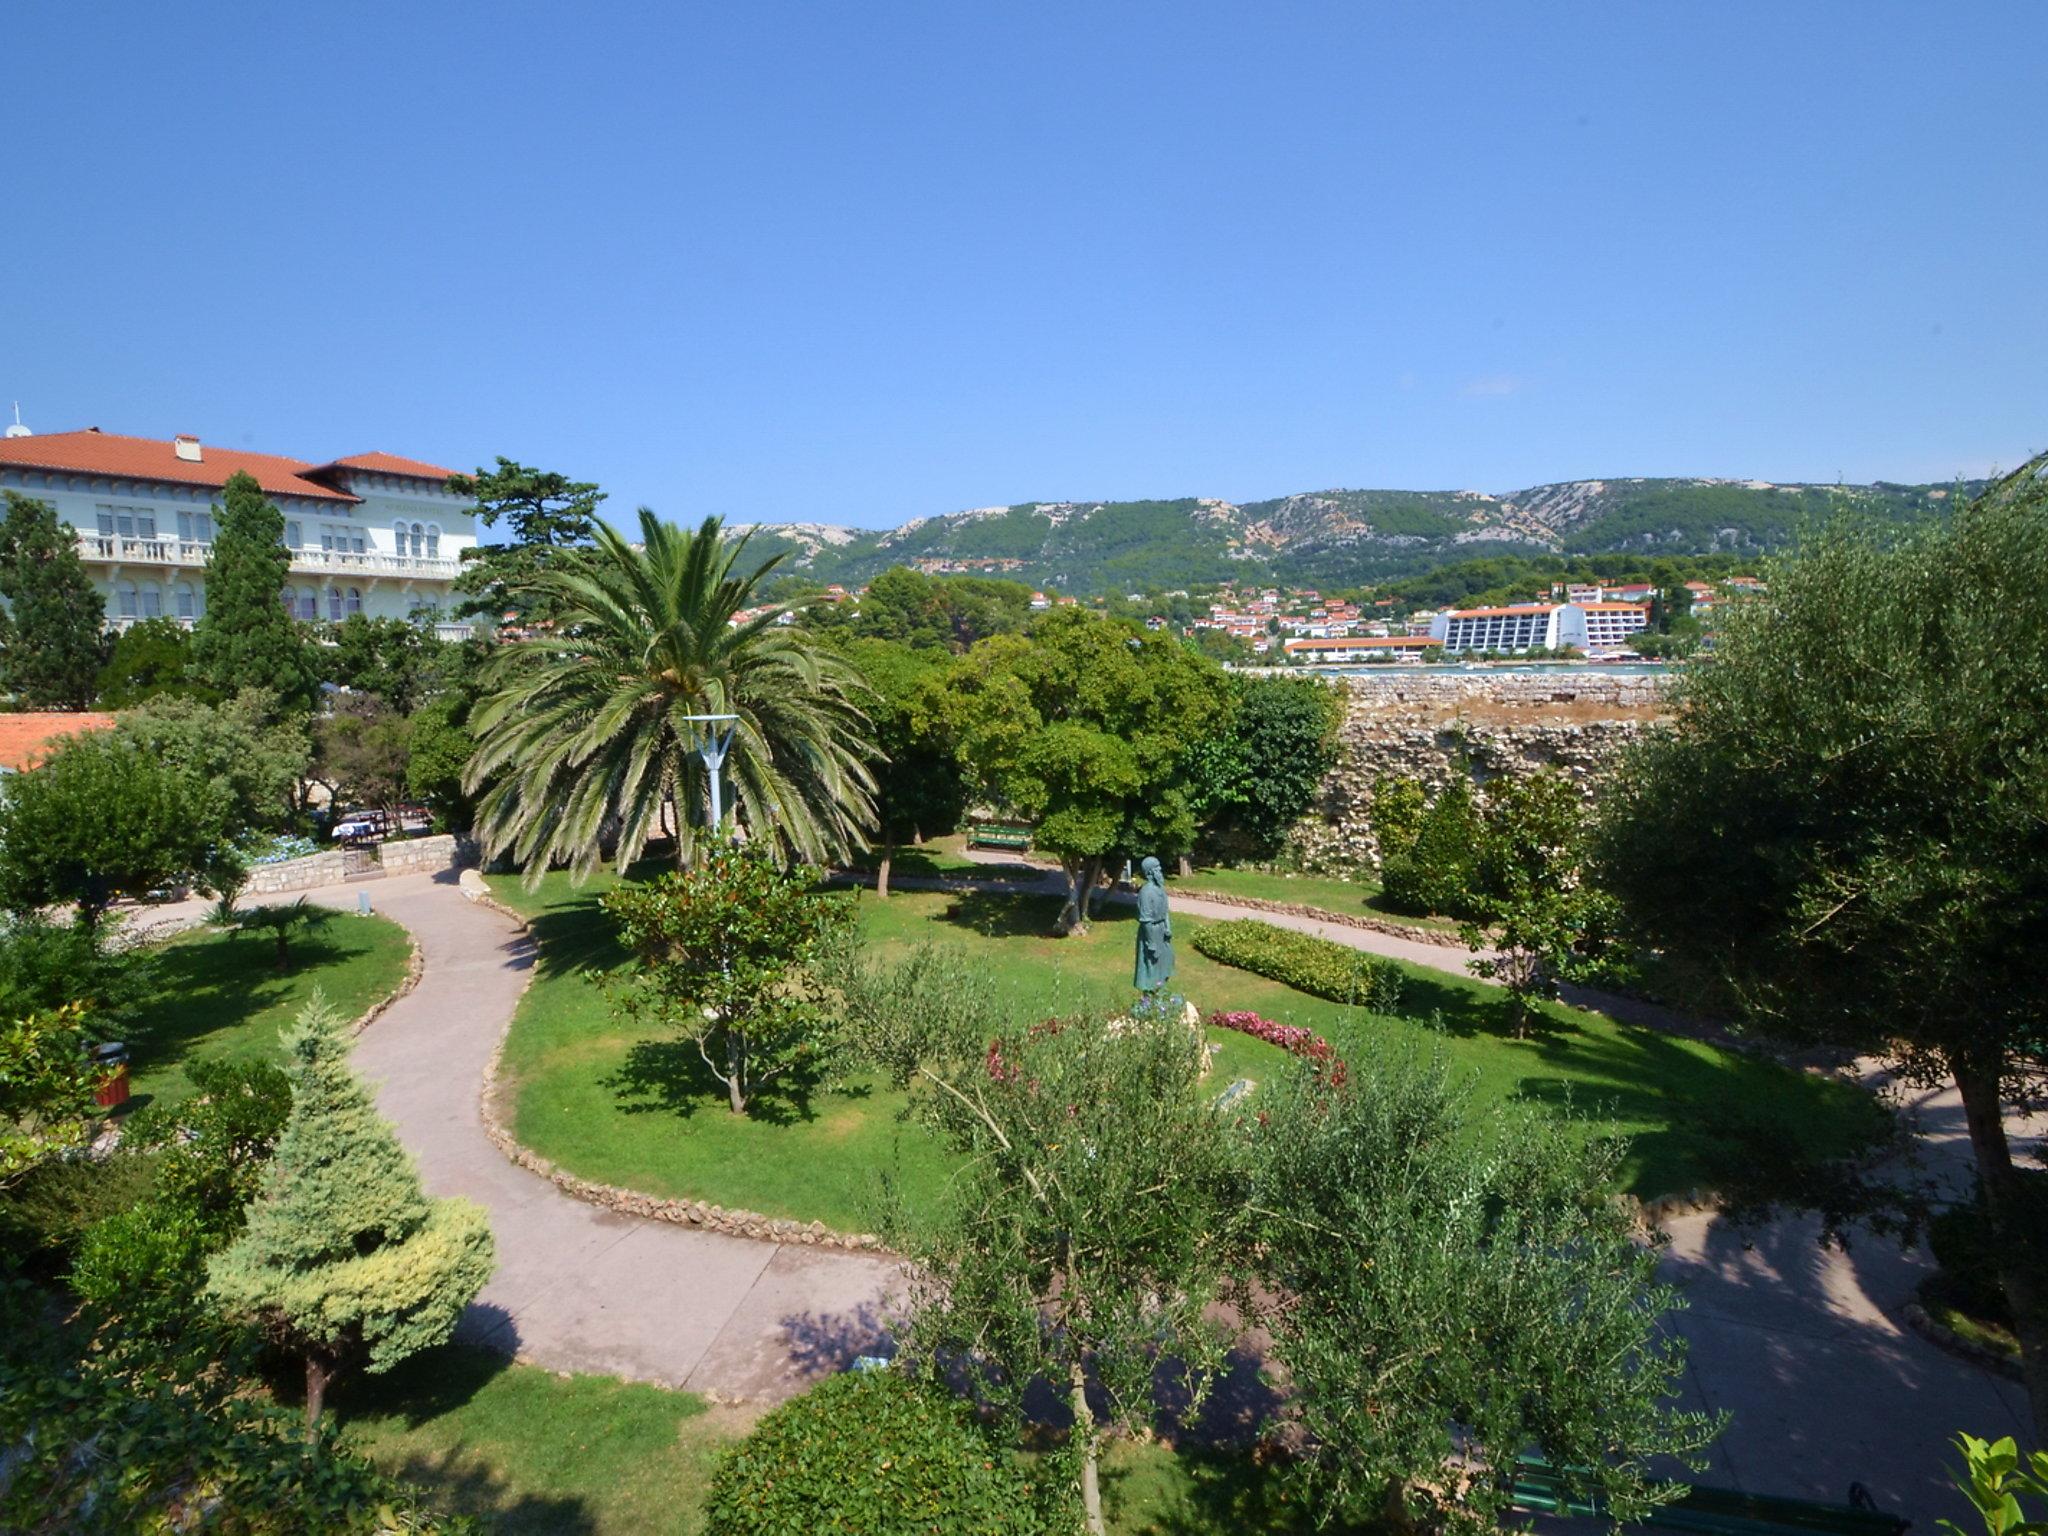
[
  {"x1": 208, "y1": 994, "x2": 494, "y2": 1429},
  {"x1": 191, "y1": 471, "x2": 319, "y2": 715},
  {"x1": 0, "y1": 491, "x2": 106, "y2": 708}
]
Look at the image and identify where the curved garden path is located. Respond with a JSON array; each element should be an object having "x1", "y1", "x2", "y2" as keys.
[{"x1": 132, "y1": 863, "x2": 2038, "y2": 1526}]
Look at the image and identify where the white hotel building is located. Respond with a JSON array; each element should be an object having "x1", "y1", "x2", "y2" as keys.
[
  {"x1": 1428, "y1": 601, "x2": 1648, "y2": 656},
  {"x1": 0, "y1": 426, "x2": 477, "y2": 637}
]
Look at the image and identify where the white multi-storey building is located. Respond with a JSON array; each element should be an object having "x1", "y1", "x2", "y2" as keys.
[
  {"x1": 0, "y1": 426, "x2": 477, "y2": 637},
  {"x1": 1426, "y1": 600, "x2": 1650, "y2": 655}
]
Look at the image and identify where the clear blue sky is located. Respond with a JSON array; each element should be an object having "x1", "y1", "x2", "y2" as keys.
[{"x1": 6, "y1": 1, "x2": 2043, "y2": 528}]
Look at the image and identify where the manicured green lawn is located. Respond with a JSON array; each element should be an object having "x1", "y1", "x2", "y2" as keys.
[
  {"x1": 124, "y1": 909, "x2": 414, "y2": 1109},
  {"x1": 494, "y1": 872, "x2": 1883, "y2": 1220},
  {"x1": 339, "y1": 1347, "x2": 733, "y2": 1536}
]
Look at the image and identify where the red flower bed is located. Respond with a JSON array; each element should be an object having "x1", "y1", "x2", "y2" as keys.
[{"x1": 1206, "y1": 1010, "x2": 1348, "y2": 1087}]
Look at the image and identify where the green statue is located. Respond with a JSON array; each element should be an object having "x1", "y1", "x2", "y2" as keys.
[{"x1": 1134, "y1": 856, "x2": 1176, "y2": 992}]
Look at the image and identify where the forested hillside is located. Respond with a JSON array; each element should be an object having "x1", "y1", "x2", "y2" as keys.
[{"x1": 730, "y1": 474, "x2": 1979, "y2": 595}]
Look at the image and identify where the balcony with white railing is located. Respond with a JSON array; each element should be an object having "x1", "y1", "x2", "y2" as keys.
[{"x1": 76, "y1": 534, "x2": 462, "y2": 582}]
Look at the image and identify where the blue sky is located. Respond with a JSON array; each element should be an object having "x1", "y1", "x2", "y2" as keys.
[{"x1": 5, "y1": 2, "x2": 2043, "y2": 528}]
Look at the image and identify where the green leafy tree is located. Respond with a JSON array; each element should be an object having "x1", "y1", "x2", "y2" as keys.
[
  {"x1": 95, "y1": 614, "x2": 207, "y2": 707},
  {"x1": 465, "y1": 510, "x2": 878, "y2": 876},
  {"x1": 207, "y1": 993, "x2": 494, "y2": 1428},
  {"x1": 837, "y1": 637, "x2": 965, "y2": 896},
  {"x1": 0, "y1": 490, "x2": 105, "y2": 708},
  {"x1": 1459, "y1": 771, "x2": 1616, "y2": 1036},
  {"x1": 1379, "y1": 774, "x2": 1482, "y2": 918},
  {"x1": 312, "y1": 696, "x2": 412, "y2": 810},
  {"x1": 322, "y1": 614, "x2": 439, "y2": 712},
  {"x1": 448, "y1": 457, "x2": 604, "y2": 626},
  {"x1": 884, "y1": 1011, "x2": 1247, "y2": 1536},
  {"x1": 1249, "y1": 1048, "x2": 1719, "y2": 1533},
  {"x1": 233, "y1": 898, "x2": 318, "y2": 971},
  {"x1": 602, "y1": 844, "x2": 853, "y2": 1115},
  {"x1": 191, "y1": 471, "x2": 319, "y2": 715},
  {"x1": 405, "y1": 691, "x2": 479, "y2": 831},
  {"x1": 1592, "y1": 459, "x2": 2048, "y2": 1440},
  {"x1": 115, "y1": 687, "x2": 310, "y2": 834},
  {"x1": 944, "y1": 609, "x2": 1231, "y2": 931},
  {"x1": 0, "y1": 1004, "x2": 100, "y2": 1188},
  {"x1": 1184, "y1": 672, "x2": 1341, "y2": 862},
  {"x1": 0, "y1": 732, "x2": 231, "y2": 929},
  {"x1": 1366, "y1": 773, "x2": 1428, "y2": 867}
]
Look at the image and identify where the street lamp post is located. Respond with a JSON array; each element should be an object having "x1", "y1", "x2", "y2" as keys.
[{"x1": 679, "y1": 714, "x2": 740, "y2": 835}]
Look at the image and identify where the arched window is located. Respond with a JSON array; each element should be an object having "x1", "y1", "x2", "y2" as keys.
[
  {"x1": 138, "y1": 583, "x2": 162, "y2": 620},
  {"x1": 425, "y1": 524, "x2": 441, "y2": 558},
  {"x1": 393, "y1": 521, "x2": 407, "y2": 557},
  {"x1": 345, "y1": 586, "x2": 363, "y2": 616},
  {"x1": 327, "y1": 586, "x2": 344, "y2": 622},
  {"x1": 410, "y1": 522, "x2": 426, "y2": 557},
  {"x1": 296, "y1": 586, "x2": 317, "y2": 622},
  {"x1": 113, "y1": 580, "x2": 138, "y2": 620},
  {"x1": 284, "y1": 521, "x2": 302, "y2": 548},
  {"x1": 174, "y1": 583, "x2": 197, "y2": 621}
]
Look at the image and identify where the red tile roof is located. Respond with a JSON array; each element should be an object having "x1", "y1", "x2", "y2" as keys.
[
  {"x1": 1577, "y1": 601, "x2": 1651, "y2": 612},
  {"x1": 0, "y1": 712, "x2": 115, "y2": 772},
  {"x1": 0, "y1": 430, "x2": 358, "y2": 503},
  {"x1": 307, "y1": 452, "x2": 459, "y2": 483},
  {"x1": 1446, "y1": 604, "x2": 1558, "y2": 619}
]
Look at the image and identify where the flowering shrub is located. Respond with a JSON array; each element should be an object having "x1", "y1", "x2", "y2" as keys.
[
  {"x1": 248, "y1": 834, "x2": 318, "y2": 867},
  {"x1": 1127, "y1": 990, "x2": 1189, "y2": 1024},
  {"x1": 1207, "y1": 1010, "x2": 1348, "y2": 1086}
]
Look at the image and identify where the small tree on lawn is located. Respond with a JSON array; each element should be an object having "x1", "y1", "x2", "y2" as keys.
[
  {"x1": 1249, "y1": 1048, "x2": 1720, "y2": 1533},
  {"x1": 191, "y1": 471, "x2": 319, "y2": 716},
  {"x1": 1459, "y1": 770, "x2": 1616, "y2": 1036},
  {"x1": 602, "y1": 844, "x2": 853, "y2": 1116},
  {"x1": 207, "y1": 993, "x2": 494, "y2": 1430},
  {"x1": 0, "y1": 490, "x2": 106, "y2": 709},
  {"x1": 885, "y1": 1011, "x2": 1248, "y2": 1536},
  {"x1": 232, "y1": 899, "x2": 317, "y2": 971},
  {"x1": 0, "y1": 732, "x2": 231, "y2": 930}
]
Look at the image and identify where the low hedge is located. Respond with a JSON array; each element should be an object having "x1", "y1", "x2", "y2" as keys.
[
  {"x1": 1191, "y1": 919, "x2": 1405, "y2": 1012},
  {"x1": 705, "y1": 1367, "x2": 1065, "y2": 1535}
]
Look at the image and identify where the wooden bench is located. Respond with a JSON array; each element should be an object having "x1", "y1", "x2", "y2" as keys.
[
  {"x1": 1512, "y1": 1456, "x2": 1909, "y2": 1536},
  {"x1": 968, "y1": 823, "x2": 1034, "y2": 851}
]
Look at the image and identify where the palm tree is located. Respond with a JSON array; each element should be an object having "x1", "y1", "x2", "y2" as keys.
[{"x1": 463, "y1": 511, "x2": 878, "y2": 880}]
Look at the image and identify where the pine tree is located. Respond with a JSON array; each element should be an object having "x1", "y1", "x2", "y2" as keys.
[
  {"x1": 191, "y1": 470, "x2": 319, "y2": 715},
  {"x1": 207, "y1": 993, "x2": 494, "y2": 1428},
  {"x1": 0, "y1": 491, "x2": 106, "y2": 708}
]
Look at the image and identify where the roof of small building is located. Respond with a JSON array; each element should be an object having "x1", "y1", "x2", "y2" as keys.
[
  {"x1": 306, "y1": 452, "x2": 460, "y2": 483},
  {"x1": 1445, "y1": 604, "x2": 1558, "y2": 619},
  {"x1": 0, "y1": 711, "x2": 116, "y2": 772}
]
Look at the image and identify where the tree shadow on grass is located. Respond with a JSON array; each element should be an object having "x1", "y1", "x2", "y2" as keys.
[
  {"x1": 521, "y1": 899, "x2": 629, "y2": 983},
  {"x1": 1101, "y1": 1448, "x2": 1342, "y2": 1536},
  {"x1": 936, "y1": 889, "x2": 1137, "y2": 940},
  {"x1": 607, "y1": 1038, "x2": 825, "y2": 1126},
  {"x1": 124, "y1": 917, "x2": 354, "y2": 1084}
]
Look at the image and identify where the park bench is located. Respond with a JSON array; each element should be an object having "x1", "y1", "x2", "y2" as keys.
[
  {"x1": 1512, "y1": 1455, "x2": 1909, "y2": 1536},
  {"x1": 968, "y1": 822, "x2": 1034, "y2": 851}
]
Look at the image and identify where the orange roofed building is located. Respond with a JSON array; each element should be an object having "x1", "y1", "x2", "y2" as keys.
[{"x1": 0, "y1": 712, "x2": 116, "y2": 773}]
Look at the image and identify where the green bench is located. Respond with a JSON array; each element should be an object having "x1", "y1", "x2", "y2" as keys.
[
  {"x1": 968, "y1": 823, "x2": 1034, "y2": 851},
  {"x1": 1512, "y1": 1456, "x2": 1909, "y2": 1536}
]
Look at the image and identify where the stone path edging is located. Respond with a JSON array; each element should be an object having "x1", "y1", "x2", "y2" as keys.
[
  {"x1": 1903, "y1": 1298, "x2": 2026, "y2": 1382},
  {"x1": 347, "y1": 928, "x2": 424, "y2": 1038},
  {"x1": 459, "y1": 868, "x2": 887, "y2": 1254},
  {"x1": 1168, "y1": 886, "x2": 1472, "y2": 948}
]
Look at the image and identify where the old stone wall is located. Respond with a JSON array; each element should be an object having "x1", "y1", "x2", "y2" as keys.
[
  {"x1": 1286, "y1": 673, "x2": 1673, "y2": 872},
  {"x1": 244, "y1": 833, "x2": 466, "y2": 896}
]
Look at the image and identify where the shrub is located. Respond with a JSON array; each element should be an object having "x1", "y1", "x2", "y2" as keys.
[
  {"x1": 2, "y1": 1149, "x2": 161, "y2": 1260},
  {"x1": 1379, "y1": 777, "x2": 1483, "y2": 918},
  {"x1": 1206, "y1": 1010, "x2": 1347, "y2": 1084},
  {"x1": 1191, "y1": 920, "x2": 1404, "y2": 1013},
  {"x1": 71, "y1": 1202, "x2": 212, "y2": 1339},
  {"x1": 1927, "y1": 1172, "x2": 2048, "y2": 1328},
  {"x1": 705, "y1": 1368, "x2": 1064, "y2": 1536}
]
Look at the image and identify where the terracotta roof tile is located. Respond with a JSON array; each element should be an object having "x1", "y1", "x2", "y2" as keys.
[
  {"x1": 307, "y1": 452, "x2": 459, "y2": 483},
  {"x1": 0, "y1": 430, "x2": 357, "y2": 503},
  {"x1": 1446, "y1": 604, "x2": 1558, "y2": 619},
  {"x1": 0, "y1": 712, "x2": 115, "y2": 772}
]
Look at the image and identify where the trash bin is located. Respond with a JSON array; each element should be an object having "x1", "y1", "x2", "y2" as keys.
[{"x1": 92, "y1": 1041, "x2": 129, "y2": 1109}]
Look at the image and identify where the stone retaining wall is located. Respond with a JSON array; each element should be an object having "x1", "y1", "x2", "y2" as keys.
[
  {"x1": 1288, "y1": 674, "x2": 1673, "y2": 873},
  {"x1": 245, "y1": 834, "x2": 465, "y2": 896}
]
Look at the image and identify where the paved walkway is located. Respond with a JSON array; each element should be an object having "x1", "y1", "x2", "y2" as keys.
[{"x1": 123, "y1": 867, "x2": 2037, "y2": 1525}]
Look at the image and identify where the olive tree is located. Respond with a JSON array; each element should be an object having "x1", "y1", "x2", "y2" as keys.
[{"x1": 1593, "y1": 456, "x2": 2048, "y2": 1441}]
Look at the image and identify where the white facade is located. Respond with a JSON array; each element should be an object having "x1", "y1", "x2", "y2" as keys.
[
  {"x1": 0, "y1": 430, "x2": 478, "y2": 638},
  {"x1": 1426, "y1": 601, "x2": 1649, "y2": 655}
]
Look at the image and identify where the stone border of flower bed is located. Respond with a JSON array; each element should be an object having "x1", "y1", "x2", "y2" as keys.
[
  {"x1": 1902, "y1": 1297, "x2": 2025, "y2": 1382},
  {"x1": 458, "y1": 869, "x2": 889, "y2": 1254}
]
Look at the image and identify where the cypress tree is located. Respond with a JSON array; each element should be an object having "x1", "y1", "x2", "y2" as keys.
[
  {"x1": 0, "y1": 491, "x2": 106, "y2": 708},
  {"x1": 207, "y1": 994, "x2": 495, "y2": 1428},
  {"x1": 191, "y1": 470, "x2": 319, "y2": 715}
]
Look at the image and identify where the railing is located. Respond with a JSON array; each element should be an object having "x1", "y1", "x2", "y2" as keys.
[
  {"x1": 109, "y1": 613, "x2": 474, "y2": 640},
  {"x1": 76, "y1": 534, "x2": 461, "y2": 581}
]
